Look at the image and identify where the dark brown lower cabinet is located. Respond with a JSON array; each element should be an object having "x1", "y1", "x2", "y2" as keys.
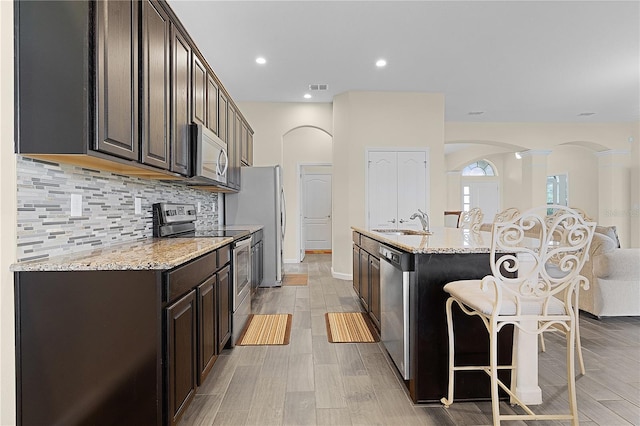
[
  {"x1": 353, "y1": 233, "x2": 381, "y2": 331},
  {"x1": 217, "y1": 265, "x2": 232, "y2": 350},
  {"x1": 197, "y1": 275, "x2": 217, "y2": 385},
  {"x1": 166, "y1": 290, "x2": 197, "y2": 426},
  {"x1": 15, "y1": 244, "x2": 232, "y2": 426},
  {"x1": 15, "y1": 270, "x2": 162, "y2": 426}
]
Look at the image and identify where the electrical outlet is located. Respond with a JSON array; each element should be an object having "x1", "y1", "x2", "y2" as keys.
[
  {"x1": 70, "y1": 194, "x2": 82, "y2": 217},
  {"x1": 134, "y1": 197, "x2": 142, "y2": 215},
  {"x1": 211, "y1": 202, "x2": 216, "y2": 213},
  {"x1": 197, "y1": 201, "x2": 202, "y2": 213}
]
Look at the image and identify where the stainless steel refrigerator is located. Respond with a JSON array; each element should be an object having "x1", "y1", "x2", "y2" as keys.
[{"x1": 225, "y1": 165, "x2": 285, "y2": 287}]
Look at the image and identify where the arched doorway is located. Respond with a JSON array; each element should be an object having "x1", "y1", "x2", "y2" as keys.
[{"x1": 281, "y1": 126, "x2": 332, "y2": 262}]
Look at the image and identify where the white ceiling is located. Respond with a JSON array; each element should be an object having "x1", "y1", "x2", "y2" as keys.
[{"x1": 168, "y1": 0, "x2": 639, "y2": 123}]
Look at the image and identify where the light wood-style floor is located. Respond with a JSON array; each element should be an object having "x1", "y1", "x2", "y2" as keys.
[{"x1": 179, "y1": 254, "x2": 640, "y2": 425}]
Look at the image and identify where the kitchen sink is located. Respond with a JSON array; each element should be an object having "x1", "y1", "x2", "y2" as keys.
[{"x1": 372, "y1": 229, "x2": 432, "y2": 236}]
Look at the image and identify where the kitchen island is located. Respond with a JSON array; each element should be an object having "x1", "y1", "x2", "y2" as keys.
[
  {"x1": 11, "y1": 227, "x2": 261, "y2": 426},
  {"x1": 352, "y1": 226, "x2": 514, "y2": 404}
]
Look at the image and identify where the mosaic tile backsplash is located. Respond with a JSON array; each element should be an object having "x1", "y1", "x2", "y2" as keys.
[{"x1": 16, "y1": 156, "x2": 220, "y2": 262}]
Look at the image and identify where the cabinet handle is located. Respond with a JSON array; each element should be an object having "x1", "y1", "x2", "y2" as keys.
[
  {"x1": 399, "y1": 219, "x2": 406, "y2": 223},
  {"x1": 388, "y1": 218, "x2": 396, "y2": 224}
]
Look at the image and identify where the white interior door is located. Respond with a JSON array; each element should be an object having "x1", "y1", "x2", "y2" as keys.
[
  {"x1": 464, "y1": 181, "x2": 499, "y2": 223},
  {"x1": 368, "y1": 152, "x2": 398, "y2": 229},
  {"x1": 303, "y1": 173, "x2": 332, "y2": 250},
  {"x1": 397, "y1": 151, "x2": 427, "y2": 230}
]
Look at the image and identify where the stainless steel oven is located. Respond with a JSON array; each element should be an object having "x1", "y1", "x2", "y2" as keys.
[{"x1": 231, "y1": 236, "x2": 252, "y2": 346}]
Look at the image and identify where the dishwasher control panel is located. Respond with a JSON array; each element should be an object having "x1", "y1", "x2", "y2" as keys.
[{"x1": 379, "y1": 245, "x2": 414, "y2": 270}]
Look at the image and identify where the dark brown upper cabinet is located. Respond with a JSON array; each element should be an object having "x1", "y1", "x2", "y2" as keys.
[
  {"x1": 95, "y1": 1, "x2": 139, "y2": 161},
  {"x1": 192, "y1": 54, "x2": 220, "y2": 137},
  {"x1": 141, "y1": 0, "x2": 171, "y2": 170},
  {"x1": 207, "y1": 75, "x2": 220, "y2": 136},
  {"x1": 192, "y1": 54, "x2": 207, "y2": 128},
  {"x1": 15, "y1": 0, "x2": 251, "y2": 188},
  {"x1": 170, "y1": 25, "x2": 191, "y2": 176}
]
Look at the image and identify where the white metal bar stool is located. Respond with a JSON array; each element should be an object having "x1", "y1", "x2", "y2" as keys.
[{"x1": 440, "y1": 205, "x2": 596, "y2": 425}]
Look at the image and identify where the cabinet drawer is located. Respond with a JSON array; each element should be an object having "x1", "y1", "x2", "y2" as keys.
[
  {"x1": 360, "y1": 235, "x2": 380, "y2": 258},
  {"x1": 352, "y1": 231, "x2": 361, "y2": 245},
  {"x1": 165, "y1": 250, "x2": 217, "y2": 303},
  {"x1": 218, "y1": 244, "x2": 231, "y2": 266}
]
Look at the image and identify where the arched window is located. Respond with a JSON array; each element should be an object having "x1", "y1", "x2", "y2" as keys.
[{"x1": 461, "y1": 160, "x2": 495, "y2": 176}]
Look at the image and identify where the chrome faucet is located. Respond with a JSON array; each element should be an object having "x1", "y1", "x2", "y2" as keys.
[{"x1": 410, "y1": 209, "x2": 430, "y2": 232}]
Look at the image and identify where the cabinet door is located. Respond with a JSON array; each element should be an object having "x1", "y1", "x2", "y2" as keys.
[
  {"x1": 218, "y1": 92, "x2": 228, "y2": 143},
  {"x1": 397, "y1": 151, "x2": 428, "y2": 229},
  {"x1": 141, "y1": 0, "x2": 170, "y2": 169},
  {"x1": 241, "y1": 121, "x2": 249, "y2": 165},
  {"x1": 171, "y1": 25, "x2": 191, "y2": 175},
  {"x1": 352, "y1": 245, "x2": 360, "y2": 296},
  {"x1": 207, "y1": 75, "x2": 219, "y2": 135},
  {"x1": 257, "y1": 240, "x2": 264, "y2": 287},
  {"x1": 95, "y1": 0, "x2": 139, "y2": 160},
  {"x1": 191, "y1": 53, "x2": 207, "y2": 127},
  {"x1": 226, "y1": 106, "x2": 239, "y2": 189},
  {"x1": 368, "y1": 151, "x2": 398, "y2": 229},
  {"x1": 247, "y1": 130, "x2": 253, "y2": 166},
  {"x1": 166, "y1": 290, "x2": 197, "y2": 426},
  {"x1": 369, "y1": 256, "x2": 381, "y2": 330},
  {"x1": 217, "y1": 265, "x2": 232, "y2": 351},
  {"x1": 197, "y1": 275, "x2": 217, "y2": 385},
  {"x1": 359, "y1": 249, "x2": 370, "y2": 311}
]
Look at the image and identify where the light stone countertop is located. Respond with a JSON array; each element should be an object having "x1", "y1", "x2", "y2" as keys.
[
  {"x1": 352, "y1": 226, "x2": 493, "y2": 254},
  {"x1": 10, "y1": 237, "x2": 234, "y2": 272},
  {"x1": 11, "y1": 225, "x2": 265, "y2": 272}
]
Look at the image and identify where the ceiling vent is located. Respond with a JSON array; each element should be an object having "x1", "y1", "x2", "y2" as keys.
[{"x1": 309, "y1": 84, "x2": 328, "y2": 91}]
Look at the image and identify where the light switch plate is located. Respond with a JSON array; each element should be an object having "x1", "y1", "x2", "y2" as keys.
[
  {"x1": 134, "y1": 197, "x2": 142, "y2": 215},
  {"x1": 197, "y1": 201, "x2": 202, "y2": 213},
  {"x1": 70, "y1": 194, "x2": 82, "y2": 217},
  {"x1": 211, "y1": 202, "x2": 216, "y2": 213}
]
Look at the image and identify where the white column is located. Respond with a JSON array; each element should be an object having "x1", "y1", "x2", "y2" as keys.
[
  {"x1": 519, "y1": 150, "x2": 551, "y2": 210},
  {"x1": 597, "y1": 150, "x2": 631, "y2": 247},
  {"x1": 514, "y1": 321, "x2": 543, "y2": 405}
]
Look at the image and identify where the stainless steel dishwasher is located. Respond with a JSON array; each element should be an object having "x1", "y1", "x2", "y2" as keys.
[{"x1": 379, "y1": 244, "x2": 415, "y2": 380}]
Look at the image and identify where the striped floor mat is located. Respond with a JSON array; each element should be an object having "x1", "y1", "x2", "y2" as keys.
[
  {"x1": 236, "y1": 314, "x2": 292, "y2": 346},
  {"x1": 282, "y1": 273, "x2": 308, "y2": 286},
  {"x1": 325, "y1": 312, "x2": 379, "y2": 343}
]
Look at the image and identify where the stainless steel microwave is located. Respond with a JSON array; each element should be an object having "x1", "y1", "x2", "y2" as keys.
[{"x1": 188, "y1": 124, "x2": 228, "y2": 185}]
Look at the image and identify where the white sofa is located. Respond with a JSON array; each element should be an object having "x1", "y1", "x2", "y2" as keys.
[{"x1": 579, "y1": 226, "x2": 640, "y2": 318}]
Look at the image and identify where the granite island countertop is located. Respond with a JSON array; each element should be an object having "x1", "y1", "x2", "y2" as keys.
[
  {"x1": 352, "y1": 226, "x2": 493, "y2": 254},
  {"x1": 11, "y1": 225, "x2": 264, "y2": 272}
]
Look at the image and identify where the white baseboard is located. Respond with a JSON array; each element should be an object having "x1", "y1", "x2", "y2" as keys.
[
  {"x1": 284, "y1": 258, "x2": 298, "y2": 264},
  {"x1": 331, "y1": 268, "x2": 352, "y2": 281}
]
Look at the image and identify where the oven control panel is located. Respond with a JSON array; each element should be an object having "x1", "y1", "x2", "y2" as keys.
[{"x1": 154, "y1": 203, "x2": 197, "y2": 224}]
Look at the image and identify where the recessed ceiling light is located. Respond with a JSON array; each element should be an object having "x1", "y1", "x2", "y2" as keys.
[
  {"x1": 255, "y1": 57, "x2": 267, "y2": 65},
  {"x1": 376, "y1": 59, "x2": 387, "y2": 67},
  {"x1": 303, "y1": 93, "x2": 312, "y2": 99}
]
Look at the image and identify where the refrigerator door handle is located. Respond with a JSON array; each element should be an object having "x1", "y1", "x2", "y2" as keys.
[{"x1": 281, "y1": 188, "x2": 287, "y2": 238}]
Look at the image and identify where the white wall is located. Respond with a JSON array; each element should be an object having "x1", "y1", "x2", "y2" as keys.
[
  {"x1": 1, "y1": 1, "x2": 16, "y2": 423},
  {"x1": 445, "y1": 121, "x2": 640, "y2": 247},
  {"x1": 237, "y1": 102, "x2": 333, "y2": 167},
  {"x1": 332, "y1": 91, "x2": 446, "y2": 277}
]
